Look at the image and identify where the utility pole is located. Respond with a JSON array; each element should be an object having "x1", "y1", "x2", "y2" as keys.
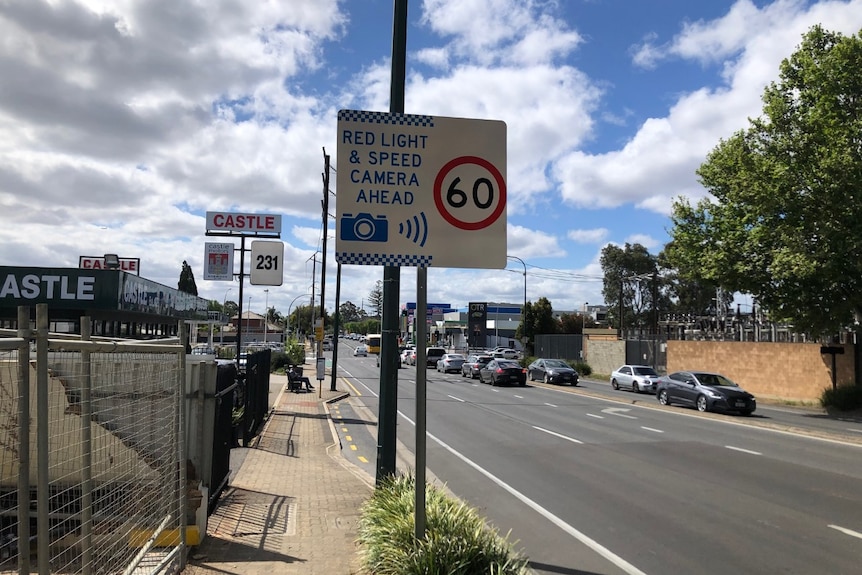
[{"x1": 321, "y1": 149, "x2": 334, "y2": 389}]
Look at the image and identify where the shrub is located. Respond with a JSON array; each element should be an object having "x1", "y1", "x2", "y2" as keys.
[
  {"x1": 820, "y1": 383, "x2": 862, "y2": 411},
  {"x1": 358, "y1": 474, "x2": 529, "y2": 575},
  {"x1": 285, "y1": 339, "x2": 306, "y2": 365},
  {"x1": 271, "y1": 351, "x2": 290, "y2": 372},
  {"x1": 570, "y1": 361, "x2": 592, "y2": 376}
]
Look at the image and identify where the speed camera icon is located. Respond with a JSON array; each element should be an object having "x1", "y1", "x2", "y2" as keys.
[{"x1": 340, "y1": 213, "x2": 389, "y2": 242}]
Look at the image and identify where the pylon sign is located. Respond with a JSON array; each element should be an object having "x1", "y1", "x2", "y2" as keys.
[
  {"x1": 250, "y1": 240, "x2": 284, "y2": 286},
  {"x1": 335, "y1": 110, "x2": 506, "y2": 269}
]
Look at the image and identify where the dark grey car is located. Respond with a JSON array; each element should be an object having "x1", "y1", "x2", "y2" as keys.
[
  {"x1": 656, "y1": 371, "x2": 756, "y2": 415},
  {"x1": 527, "y1": 358, "x2": 578, "y2": 385}
]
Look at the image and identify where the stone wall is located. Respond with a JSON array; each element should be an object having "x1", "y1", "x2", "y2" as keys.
[
  {"x1": 667, "y1": 340, "x2": 855, "y2": 402},
  {"x1": 583, "y1": 337, "x2": 625, "y2": 376}
]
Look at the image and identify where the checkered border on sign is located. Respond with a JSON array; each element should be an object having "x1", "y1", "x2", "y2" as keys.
[
  {"x1": 337, "y1": 252, "x2": 433, "y2": 267},
  {"x1": 338, "y1": 109, "x2": 434, "y2": 128}
]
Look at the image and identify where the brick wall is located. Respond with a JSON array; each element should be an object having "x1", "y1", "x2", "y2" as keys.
[{"x1": 667, "y1": 340, "x2": 855, "y2": 402}]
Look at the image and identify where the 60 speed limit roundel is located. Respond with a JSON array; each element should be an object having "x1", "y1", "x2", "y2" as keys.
[{"x1": 433, "y1": 156, "x2": 506, "y2": 231}]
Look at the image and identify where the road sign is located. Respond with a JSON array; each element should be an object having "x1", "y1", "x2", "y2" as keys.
[
  {"x1": 250, "y1": 240, "x2": 284, "y2": 285},
  {"x1": 203, "y1": 243, "x2": 234, "y2": 281},
  {"x1": 335, "y1": 110, "x2": 506, "y2": 269}
]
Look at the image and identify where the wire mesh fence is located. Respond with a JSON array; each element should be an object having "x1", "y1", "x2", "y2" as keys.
[{"x1": 1, "y1": 305, "x2": 187, "y2": 575}]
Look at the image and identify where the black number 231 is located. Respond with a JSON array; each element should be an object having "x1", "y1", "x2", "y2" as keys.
[{"x1": 256, "y1": 255, "x2": 278, "y2": 270}]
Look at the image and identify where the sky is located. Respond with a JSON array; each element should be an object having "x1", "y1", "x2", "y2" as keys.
[{"x1": 2, "y1": 0, "x2": 862, "y2": 319}]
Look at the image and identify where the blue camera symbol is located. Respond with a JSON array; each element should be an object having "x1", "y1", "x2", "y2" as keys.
[{"x1": 341, "y1": 213, "x2": 389, "y2": 242}]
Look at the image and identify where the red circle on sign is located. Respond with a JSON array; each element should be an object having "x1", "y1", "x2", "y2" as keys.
[{"x1": 433, "y1": 155, "x2": 506, "y2": 231}]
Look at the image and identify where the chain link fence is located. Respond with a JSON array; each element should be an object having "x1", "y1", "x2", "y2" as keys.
[{"x1": 1, "y1": 305, "x2": 187, "y2": 575}]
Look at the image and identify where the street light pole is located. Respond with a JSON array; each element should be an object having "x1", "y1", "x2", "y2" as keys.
[
  {"x1": 221, "y1": 287, "x2": 232, "y2": 347},
  {"x1": 247, "y1": 296, "x2": 252, "y2": 345},
  {"x1": 263, "y1": 289, "x2": 269, "y2": 344},
  {"x1": 287, "y1": 293, "x2": 311, "y2": 340},
  {"x1": 507, "y1": 255, "x2": 527, "y2": 349}
]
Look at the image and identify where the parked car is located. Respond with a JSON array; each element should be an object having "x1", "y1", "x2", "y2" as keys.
[
  {"x1": 353, "y1": 345, "x2": 368, "y2": 357},
  {"x1": 425, "y1": 347, "x2": 446, "y2": 368},
  {"x1": 479, "y1": 359, "x2": 527, "y2": 386},
  {"x1": 436, "y1": 353, "x2": 466, "y2": 373},
  {"x1": 400, "y1": 346, "x2": 416, "y2": 364},
  {"x1": 611, "y1": 365, "x2": 661, "y2": 393},
  {"x1": 527, "y1": 358, "x2": 579, "y2": 385},
  {"x1": 490, "y1": 348, "x2": 519, "y2": 359},
  {"x1": 656, "y1": 371, "x2": 757, "y2": 415},
  {"x1": 461, "y1": 354, "x2": 493, "y2": 379},
  {"x1": 405, "y1": 348, "x2": 418, "y2": 365}
]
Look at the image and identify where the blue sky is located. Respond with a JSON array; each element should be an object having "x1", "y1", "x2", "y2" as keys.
[{"x1": 2, "y1": 0, "x2": 862, "y2": 317}]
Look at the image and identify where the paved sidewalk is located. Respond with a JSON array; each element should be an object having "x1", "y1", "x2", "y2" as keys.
[{"x1": 183, "y1": 374, "x2": 373, "y2": 575}]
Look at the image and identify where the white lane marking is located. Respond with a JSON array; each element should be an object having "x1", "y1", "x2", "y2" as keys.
[
  {"x1": 848, "y1": 428, "x2": 862, "y2": 434},
  {"x1": 447, "y1": 394, "x2": 465, "y2": 403},
  {"x1": 533, "y1": 426, "x2": 584, "y2": 444},
  {"x1": 514, "y1": 394, "x2": 524, "y2": 399},
  {"x1": 544, "y1": 402, "x2": 558, "y2": 408},
  {"x1": 828, "y1": 524, "x2": 862, "y2": 540},
  {"x1": 641, "y1": 426, "x2": 664, "y2": 433},
  {"x1": 602, "y1": 407, "x2": 637, "y2": 419},
  {"x1": 725, "y1": 445, "x2": 761, "y2": 456},
  {"x1": 587, "y1": 413, "x2": 604, "y2": 419},
  {"x1": 491, "y1": 388, "x2": 500, "y2": 393},
  {"x1": 396, "y1": 410, "x2": 649, "y2": 575}
]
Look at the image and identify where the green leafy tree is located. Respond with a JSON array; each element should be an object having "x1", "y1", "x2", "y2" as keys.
[
  {"x1": 515, "y1": 297, "x2": 556, "y2": 355},
  {"x1": 669, "y1": 26, "x2": 862, "y2": 336},
  {"x1": 600, "y1": 244, "x2": 658, "y2": 330},
  {"x1": 339, "y1": 301, "x2": 364, "y2": 323},
  {"x1": 178, "y1": 260, "x2": 198, "y2": 295},
  {"x1": 657, "y1": 246, "x2": 732, "y2": 318},
  {"x1": 558, "y1": 312, "x2": 596, "y2": 334}
]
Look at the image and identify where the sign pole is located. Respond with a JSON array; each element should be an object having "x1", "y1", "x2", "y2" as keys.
[{"x1": 377, "y1": 0, "x2": 407, "y2": 485}]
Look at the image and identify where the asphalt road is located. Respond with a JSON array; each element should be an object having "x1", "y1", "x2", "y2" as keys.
[{"x1": 330, "y1": 342, "x2": 862, "y2": 575}]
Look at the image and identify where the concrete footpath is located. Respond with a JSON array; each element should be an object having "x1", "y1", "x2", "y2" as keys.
[{"x1": 183, "y1": 373, "x2": 373, "y2": 575}]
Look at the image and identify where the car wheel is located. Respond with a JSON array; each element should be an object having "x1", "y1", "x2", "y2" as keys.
[
  {"x1": 632, "y1": 381, "x2": 639, "y2": 393},
  {"x1": 519, "y1": 380, "x2": 526, "y2": 387},
  {"x1": 543, "y1": 373, "x2": 551, "y2": 385},
  {"x1": 696, "y1": 395, "x2": 709, "y2": 412},
  {"x1": 611, "y1": 378, "x2": 619, "y2": 390},
  {"x1": 658, "y1": 390, "x2": 670, "y2": 406}
]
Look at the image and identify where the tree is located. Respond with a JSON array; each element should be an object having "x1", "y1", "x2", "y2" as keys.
[
  {"x1": 657, "y1": 246, "x2": 732, "y2": 318},
  {"x1": 600, "y1": 243, "x2": 658, "y2": 330},
  {"x1": 668, "y1": 26, "x2": 862, "y2": 336},
  {"x1": 339, "y1": 301, "x2": 364, "y2": 323},
  {"x1": 558, "y1": 312, "x2": 596, "y2": 334},
  {"x1": 367, "y1": 280, "x2": 384, "y2": 318},
  {"x1": 178, "y1": 260, "x2": 198, "y2": 295},
  {"x1": 516, "y1": 297, "x2": 556, "y2": 355}
]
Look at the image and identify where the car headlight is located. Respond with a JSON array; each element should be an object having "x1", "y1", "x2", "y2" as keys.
[{"x1": 705, "y1": 390, "x2": 723, "y2": 399}]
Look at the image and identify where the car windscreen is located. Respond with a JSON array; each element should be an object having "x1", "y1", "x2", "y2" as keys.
[
  {"x1": 693, "y1": 372, "x2": 737, "y2": 387},
  {"x1": 545, "y1": 360, "x2": 569, "y2": 368},
  {"x1": 633, "y1": 367, "x2": 659, "y2": 376},
  {"x1": 496, "y1": 361, "x2": 520, "y2": 368}
]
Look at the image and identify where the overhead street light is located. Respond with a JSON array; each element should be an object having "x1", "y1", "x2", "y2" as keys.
[{"x1": 507, "y1": 255, "x2": 527, "y2": 347}]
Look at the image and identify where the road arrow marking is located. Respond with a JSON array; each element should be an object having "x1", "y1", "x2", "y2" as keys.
[{"x1": 601, "y1": 407, "x2": 637, "y2": 419}]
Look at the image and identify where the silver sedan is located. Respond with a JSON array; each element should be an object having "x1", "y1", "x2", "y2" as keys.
[{"x1": 610, "y1": 365, "x2": 661, "y2": 393}]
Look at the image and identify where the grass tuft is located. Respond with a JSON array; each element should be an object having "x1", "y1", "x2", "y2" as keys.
[{"x1": 358, "y1": 474, "x2": 530, "y2": 575}]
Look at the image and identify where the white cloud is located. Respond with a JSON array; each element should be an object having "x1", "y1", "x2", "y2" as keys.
[
  {"x1": 557, "y1": 0, "x2": 862, "y2": 215},
  {"x1": 568, "y1": 228, "x2": 609, "y2": 243}
]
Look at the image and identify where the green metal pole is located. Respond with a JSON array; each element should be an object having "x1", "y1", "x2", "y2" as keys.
[{"x1": 377, "y1": 0, "x2": 408, "y2": 484}]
